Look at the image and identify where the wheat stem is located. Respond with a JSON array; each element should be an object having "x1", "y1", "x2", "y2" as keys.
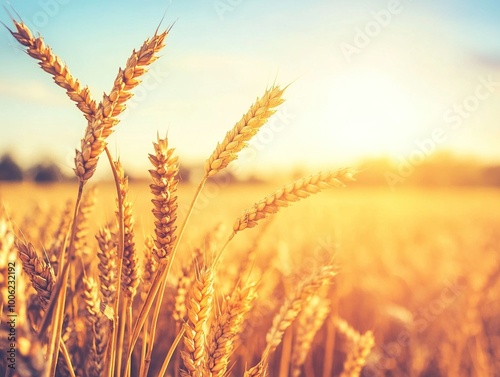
[{"x1": 158, "y1": 327, "x2": 186, "y2": 377}]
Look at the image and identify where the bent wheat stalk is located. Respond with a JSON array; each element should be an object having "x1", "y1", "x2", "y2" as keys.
[
  {"x1": 213, "y1": 169, "x2": 356, "y2": 266},
  {"x1": 233, "y1": 168, "x2": 355, "y2": 235}
]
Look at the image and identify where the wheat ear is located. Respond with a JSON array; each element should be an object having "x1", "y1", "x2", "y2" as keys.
[
  {"x1": 181, "y1": 264, "x2": 215, "y2": 376},
  {"x1": 149, "y1": 134, "x2": 179, "y2": 261},
  {"x1": 207, "y1": 282, "x2": 258, "y2": 377},
  {"x1": 16, "y1": 240, "x2": 56, "y2": 311},
  {"x1": 7, "y1": 20, "x2": 97, "y2": 119},
  {"x1": 138, "y1": 134, "x2": 180, "y2": 375},
  {"x1": 232, "y1": 169, "x2": 355, "y2": 235},
  {"x1": 245, "y1": 265, "x2": 337, "y2": 376},
  {"x1": 82, "y1": 276, "x2": 110, "y2": 377},
  {"x1": 205, "y1": 85, "x2": 285, "y2": 177},
  {"x1": 244, "y1": 362, "x2": 266, "y2": 377},
  {"x1": 335, "y1": 317, "x2": 375, "y2": 377},
  {"x1": 96, "y1": 227, "x2": 118, "y2": 306},
  {"x1": 291, "y1": 296, "x2": 331, "y2": 377},
  {"x1": 114, "y1": 160, "x2": 139, "y2": 300},
  {"x1": 141, "y1": 235, "x2": 158, "y2": 302}
]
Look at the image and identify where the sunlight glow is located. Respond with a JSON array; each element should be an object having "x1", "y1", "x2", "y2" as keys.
[{"x1": 328, "y1": 71, "x2": 422, "y2": 156}]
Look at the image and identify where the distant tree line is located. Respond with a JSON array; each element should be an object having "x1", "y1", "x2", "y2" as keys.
[
  {"x1": 0, "y1": 154, "x2": 64, "y2": 183},
  {"x1": 355, "y1": 152, "x2": 500, "y2": 187},
  {"x1": 1, "y1": 152, "x2": 500, "y2": 186}
]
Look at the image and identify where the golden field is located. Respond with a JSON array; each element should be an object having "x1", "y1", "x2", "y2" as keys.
[
  {"x1": 1, "y1": 182, "x2": 499, "y2": 376},
  {"x1": 2, "y1": 13, "x2": 499, "y2": 377}
]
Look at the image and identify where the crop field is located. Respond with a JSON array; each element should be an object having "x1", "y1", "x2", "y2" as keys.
[
  {"x1": 0, "y1": 7, "x2": 499, "y2": 377},
  {"x1": 0, "y1": 181, "x2": 499, "y2": 376}
]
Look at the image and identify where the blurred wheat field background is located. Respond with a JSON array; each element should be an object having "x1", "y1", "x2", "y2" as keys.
[
  {"x1": 1, "y1": 1, "x2": 500, "y2": 376},
  {"x1": 1, "y1": 181, "x2": 499, "y2": 376}
]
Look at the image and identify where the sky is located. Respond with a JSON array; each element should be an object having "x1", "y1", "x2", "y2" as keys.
[{"x1": 0, "y1": 0, "x2": 499, "y2": 179}]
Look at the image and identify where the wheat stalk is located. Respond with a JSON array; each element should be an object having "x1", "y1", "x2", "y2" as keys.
[
  {"x1": 47, "y1": 199, "x2": 73, "y2": 271},
  {"x1": 71, "y1": 186, "x2": 96, "y2": 256},
  {"x1": 114, "y1": 160, "x2": 139, "y2": 300},
  {"x1": 137, "y1": 134, "x2": 180, "y2": 376},
  {"x1": 128, "y1": 84, "x2": 284, "y2": 366}
]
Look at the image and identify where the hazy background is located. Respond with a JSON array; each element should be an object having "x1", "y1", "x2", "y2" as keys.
[{"x1": 1, "y1": 0, "x2": 499, "y2": 183}]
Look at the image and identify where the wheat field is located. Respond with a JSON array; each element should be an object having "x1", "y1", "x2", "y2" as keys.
[{"x1": 0, "y1": 15, "x2": 499, "y2": 377}]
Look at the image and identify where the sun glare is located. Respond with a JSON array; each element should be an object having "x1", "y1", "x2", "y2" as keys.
[{"x1": 328, "y1": 71, "x2": 422, "y2": 157}]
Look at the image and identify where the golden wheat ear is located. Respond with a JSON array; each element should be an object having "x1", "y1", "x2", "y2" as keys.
[
  {"x1": 205, "y1": 85, "x2": 286, "y2": 178},
  {"x1": 16, "y1": 240, "x2": 56, "y2": 312},
  {"x1": 207, "y1": 282, "x2": 258, "y2": 377},
  {"x1": 291, "y1": 296, "x2": 331, "y2": 377},
  {"x1": 334, "y1": 317, "x2": 375, "y2": 377},
  {"x1": 149, "y1": 134, "x2": 180, "y2": 262},
  {"x1": 245, "y1": 265, "x2": 337, "y2": 375},
  {"x1": 4, "y1": 17, "x2": 97, "y2": 120},
  {"x1": 180, "y1": 263, "x2": 215, "y2": 377},
  {"x1": 232, "y1": 168, "x2": 355, "y2": 234}
]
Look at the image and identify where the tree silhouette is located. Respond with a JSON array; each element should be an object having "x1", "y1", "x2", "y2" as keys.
[
  {"x1": 0, "y1": 154, "x2": 23, "y2": 181},
  {"x1": 31, "y1": 163, "x2": 63, "y2": 183}
]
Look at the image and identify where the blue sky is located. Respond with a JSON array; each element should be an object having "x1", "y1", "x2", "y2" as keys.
[{"x1": 1, "y1": 0, "x2": 499, "y2": 179}]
